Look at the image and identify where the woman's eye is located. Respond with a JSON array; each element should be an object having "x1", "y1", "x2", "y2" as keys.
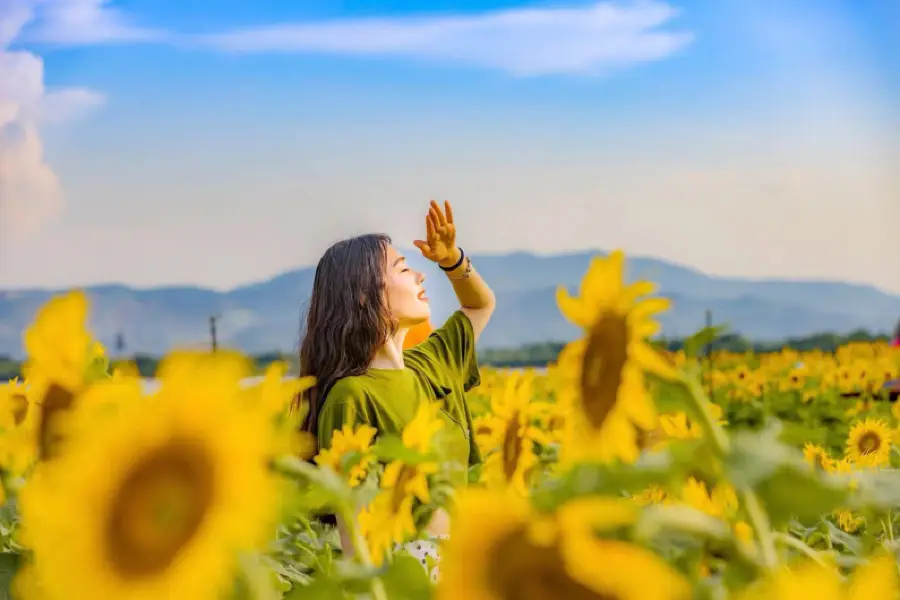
[{"x1": 401, "y1": 268, "x2": 410, "y2": 273}]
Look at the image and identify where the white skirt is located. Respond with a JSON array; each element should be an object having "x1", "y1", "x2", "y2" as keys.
[{"x1": 398, "y1": 534, "x2": 448, "y2": 582}]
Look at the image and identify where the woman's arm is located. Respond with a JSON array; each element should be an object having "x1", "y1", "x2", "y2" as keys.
[
  {"x1": 414, "y1": 200, "x2": 496, "y2": 341},
  {"x1": 439, "y1": 247, "x2": 495, "y2": 340}
]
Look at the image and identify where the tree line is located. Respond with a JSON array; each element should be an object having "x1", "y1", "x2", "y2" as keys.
[{"x1": 0, "y1": 329, "x2": 892, "y2": 381}]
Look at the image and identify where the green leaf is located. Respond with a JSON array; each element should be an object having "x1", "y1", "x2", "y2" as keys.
[
  {"x1": 84, "y1": 354, "x2": 111, "y2": 382},
  {"x1": 0, "y1": 553, "x2": 20, "y2": 600},
  {"x1": 286, "y1": 578, "x2": 351, "y2": 600},
  {"x1": 724, "y1": 429, "x2": 849, "y2": 526},
  {"x1": 530, "y1": 448, "x2": 702, "y2": 512},
  {"x1": 821, "y1": 520, "x2": 863, "y2": 555},
  {"x1": 380, "y1": 554, "x2": 434, "y2": 600},
  {"x1": 371, "y1": 436, "x2": 434, "y2": 465},
  {"x1": 272, "y1": 456, "x2": 353, "y2": 514},
  {"x1": 754, "y1": 466, "x2": 849, "y2": 526},
  {"x1": 647, "y1": 376, "x2": 693, "y2": 414},
  {"x1": 683, "y1": 324, "x2": 730, "y2": 359},
  {"x1": 231, "y1": 553, "x2": 283, "y2": 600},
  {"x1": 845, "y1": 468, "x2": 900, "y2": 512}
]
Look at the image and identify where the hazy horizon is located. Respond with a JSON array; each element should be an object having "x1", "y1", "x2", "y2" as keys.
[
  {"x1": 2, "y1": 0, "x2": 898, "y2": 293},
  {"x1": 2, "y1": 245, "x2": 900, "y2": 298}
]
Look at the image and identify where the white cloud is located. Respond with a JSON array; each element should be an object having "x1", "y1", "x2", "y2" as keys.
[
  {"x1": 197, "y1": 0, "x2": 693, "y2": 76},
  {"x1": 20, "y1": 0, "x2": 164, "y2": 45},
  {"x1": 0, "y1": 1, "x2": 106, "y2": 241}
]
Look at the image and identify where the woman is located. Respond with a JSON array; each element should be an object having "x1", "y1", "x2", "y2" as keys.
[{"x1": 297, "y1": 200, "x2": 495, "y2": 575}]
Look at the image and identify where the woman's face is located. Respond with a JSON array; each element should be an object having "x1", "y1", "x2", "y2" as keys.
[{"x1": 383, "y1": 245, "x2": 430, "y2": 328}]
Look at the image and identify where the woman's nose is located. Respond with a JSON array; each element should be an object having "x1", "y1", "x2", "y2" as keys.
[{"x1": 416, "y1": 271, "x2": 426, "y2": 284}]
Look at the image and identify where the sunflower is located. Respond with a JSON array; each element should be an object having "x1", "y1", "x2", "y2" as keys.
[
  {"x1": 845, "y1": 418, "x2": 892, "y2": 468},
  {"x1": 737, "y1": 554, "x2": 897, "y2": 600},
  {"x1": 680, "y1": 478, "x2": 738, "y2": 521},
  {"x1": 21, "y1": 290, "x2": 94, "y2": 392},
  {"x1": 633, "y1": 485, "x2": 670, "y2": 506},
  {"x1": 553, "y1": 251, "x2": 679, "y2": 464},
  {"x1": 17, "y1": 351, "x2": 281, "y2": 600},
  {"x1": 0, "y1": 379, "x2": 40, "y2": 475},
  {"x1": 834, "y1": 509, "x2": 864, "y2": 534},
  {"x1": 314, "y1": 423, "x2": 377, "y2": 487},
  {"x1": 438, "y1": 490, "x2": 690, "y2": 600},
  {"x1": 479, "y1": 372, "x2": 552, "y2": 494},
  {"x1": 358, "y1": 458, "x2": 439, "y2": 564},
  {"x1": 244, "y1": 361, "x2": 315, "y2": 419},
  {"x1": 803, "y1": 443, "x2": 833, "y2": 472},
  {"x1": 19, "y1": 291, "x2": 110, "y2": 461},
  {"x1": 358, "y1": 402, "x2": 444, "y2": 564}
]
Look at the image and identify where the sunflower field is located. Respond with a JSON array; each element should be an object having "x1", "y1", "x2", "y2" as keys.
[{"x1": 1, "y1": 251, "x2": 900, "y2": 599}]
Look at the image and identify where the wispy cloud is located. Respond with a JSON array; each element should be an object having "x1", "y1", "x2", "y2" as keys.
[
  {"x1": 195, "y1": 1, "x2": 693, "y2": 76},
  {"x1": 0, "y1": 0, "x2": 107, "y2": 241},
  {"x1": 17, "y1": 0, "x2": 164, "y2": 45}
]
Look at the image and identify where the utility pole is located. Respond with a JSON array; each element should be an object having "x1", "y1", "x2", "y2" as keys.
[
  {"x1": 704, "y1": 310, "x2": 713, "y2": 397},
  {"x1": 209, "y1": 316, "x2": 218, "y2": 352}
]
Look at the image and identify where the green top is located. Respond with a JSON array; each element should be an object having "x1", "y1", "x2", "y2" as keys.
[{"x1": 317, "y1": 310, "x2": 482, "y2": 487}]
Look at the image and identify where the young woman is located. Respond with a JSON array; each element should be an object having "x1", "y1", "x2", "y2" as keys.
[{"x1": 297, "y1": 200, "x2": 495, "y2": 574}]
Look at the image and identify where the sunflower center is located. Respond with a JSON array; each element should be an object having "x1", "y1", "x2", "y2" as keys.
[
  {"x1": 579, "y1": 313, "x2": 629, "y2": 430},
  {"x1": 857, "y1": 431, "x2": 881, "y2": 455},
  {"x1": 105, "y1": 438, "x2": 215, "y2": 578},
  {"x1": 488, "y1": 527, "x2": 616, "y2": 600},
  {"x1": 391, "y1": 465, "x2": 417, "y2": 513},
  {"x1": 38, "y1": 384, "x2": 76, "y2": 460},
  {"x1": 502, "y1": 411, "x2": 524, "y2": 481}
]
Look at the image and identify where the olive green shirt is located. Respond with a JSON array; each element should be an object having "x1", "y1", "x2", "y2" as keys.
[{"x1": 317, "y1": 310, "x2": 482, "y2": 486}]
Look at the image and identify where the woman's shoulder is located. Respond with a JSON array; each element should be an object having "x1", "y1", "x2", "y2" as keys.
[{"x1": 322, "y1": 375, "x2": 371, "y2": 406}]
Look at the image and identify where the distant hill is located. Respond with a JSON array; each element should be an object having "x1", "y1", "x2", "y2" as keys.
[{"x1": 0, "y1": 250, "x2": 897, "y2": 357}]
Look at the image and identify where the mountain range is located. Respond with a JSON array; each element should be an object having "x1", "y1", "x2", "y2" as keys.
[{"x1": 1, "y1": 250, "x2": 897, "y2": 358}]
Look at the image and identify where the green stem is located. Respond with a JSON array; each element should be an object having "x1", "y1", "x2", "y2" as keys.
[
  {"x1": 772, "y1": 532, "x2": 826, "y2": 567},
  {"x1": 682, "y1": 375, "x2": 730, "y2": 457},
  {"x1": 880, "y1": 512, "x2": 895, "y2": 544},
  {"x1": 742, "y1": 489, "x2": 779, "y2": 571},
  {"x1": 341, "y1": 514, "x2": 388, "y2": 600},
  {"x1": 272, "y1": 457, "x2": 388, "y2": 600}
]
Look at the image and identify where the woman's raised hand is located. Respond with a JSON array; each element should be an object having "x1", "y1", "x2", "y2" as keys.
[{"x1": 413, "y1": 200, "x2": 461, "y2": 267}]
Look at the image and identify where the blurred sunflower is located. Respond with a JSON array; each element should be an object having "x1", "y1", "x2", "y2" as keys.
[
  {"x1": 358, "y1": 402, "x2": 443, "y2": 564},
  {"x1": 19, "y1": 291, "x2": 109, "y2": 461},
  {"x1": 737, "y1": 554, "x2": 896, "y2": 600},
  {"x1": 21, "y1": 291, "x2": 93, "y2": 392},
  {"x1": 479, "y1": 372, "x2": 552, "y2": 494},
  {"x1": 0, "y1": 379, "x2": 40, "y2": 475},
  {"x1": 438, "y1": 490, "x2": 690, "y2": 600},
  {"x1": 17, "y1": 352, "x2": 281, "y2": 600},
  {"x1": 314, "y1": 423, "x2": 377, "y2": 487},
  {"x1": 803, "y1": 443, "x2": 834, "y2": 472},
  {"x1": 553, "y1": 251, "x2": 677, "y2": 464}
]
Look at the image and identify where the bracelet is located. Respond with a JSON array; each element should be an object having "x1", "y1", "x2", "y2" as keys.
[
  {"x1": 447, "y1": 256, "x2": 473, "y2": 280},
  {"x1": 439, "y1": 247, "x2": 465, "y2": 272}
]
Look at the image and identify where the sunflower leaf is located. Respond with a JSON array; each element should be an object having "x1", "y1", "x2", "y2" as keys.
[
  {"x1": 0, "y1": 553, "x2": 20, "y2": 599},
  {"x1": 380, "y1": 553, "x2": 434, "y2": 600},
  {"x1": 724, "y1": 430, "x2": 849, "y2": 526},
  {"x1": 683, "y1": 324, "x2": 730, "y2": 359},
  {"x1": 845, "y1": 468, "x2": 900, "y2": 512},
  {"x1": 371, "y1": 435, "x2": 434, "y2": 465}
]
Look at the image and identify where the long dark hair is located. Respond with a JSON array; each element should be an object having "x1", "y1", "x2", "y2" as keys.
[{"x1": 295, "y1": 234, "x2": 394, "y2": 436}]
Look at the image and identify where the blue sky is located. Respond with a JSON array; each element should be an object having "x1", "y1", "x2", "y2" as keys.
[{"x1": 1, "y1": 0, "x2": 898, "y2": 293}]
